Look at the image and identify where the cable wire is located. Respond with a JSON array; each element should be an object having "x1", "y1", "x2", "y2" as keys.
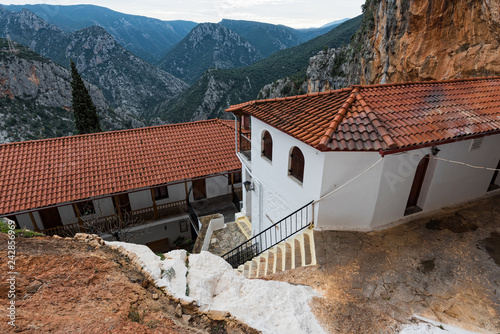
[{"x1": 314, "y1": 157, "x2": 384, "y2": 204}]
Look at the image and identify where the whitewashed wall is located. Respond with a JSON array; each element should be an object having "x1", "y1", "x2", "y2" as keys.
[
  {"x1": 316, "y1": 134, "x2": 500, "y2": 231},
  {"x1": 129, "y1": 190, "x2": 152, "y2": 210},
  {"x1": 241, "y1": 168, "x2": 252, "y2": 220},
  {"x1": 314, "y1": 151, "x2": 383, "y2": 230},
  {"x1": 370, "y1": 136, "x2": 500, "y2": 228},
  {"x1": 247, "y1": 118, "x2": 500, "y2": 232},
  {"x1": 420, "y1": 136, "x2": 500, "y2": 210},
  {"x1": 249, "y1": 118, "x2": 324, "y2": 233},
  {"x1": 157, "y1": 183, "x2": 187, "y2": 205},
  {"x1": 369, "y1": 148, "x2": 431, "y2": 229},
  {"x1": 206, "y1": 175, "x2": 232, "y2": 199},
  {"x1": 58, "y1": 205, "x2": 78, "y2": 224}
]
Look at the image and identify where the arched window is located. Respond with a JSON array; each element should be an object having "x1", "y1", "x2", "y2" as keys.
[
  {"x1": 289, "y1": 146, "x2": 305, "y2": 183},
  {"x1": 261, "y1": 130, "x2": 273, "y2": 161}
]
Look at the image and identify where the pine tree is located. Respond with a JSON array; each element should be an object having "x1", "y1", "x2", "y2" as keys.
[{"x1": 70, "y1": 60, "x2": 102, "y2": 135}]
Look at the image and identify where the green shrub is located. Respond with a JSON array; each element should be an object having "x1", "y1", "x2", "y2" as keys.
[{"x1": 0, "y1": 219, "x2": 44, "y2": 238}]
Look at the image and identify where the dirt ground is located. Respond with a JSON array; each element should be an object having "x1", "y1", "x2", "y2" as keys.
[
  {"x1": 0, "y1": 234, "x2": 257, "y2": 334},
  {"x1": 266, "y1": 194, "x2": 500, "y2": 333},
  {"x1": 0, "y1": 194, "x2": 499, "y2": 333}
]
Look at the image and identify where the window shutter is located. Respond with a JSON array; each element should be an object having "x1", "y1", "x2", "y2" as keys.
[
  {"x1": 262, "y1": 131, "x2": 273, "y2": 161},
  {"x1": 290, "y1": 147, "x2": 304, "y2": 183}
]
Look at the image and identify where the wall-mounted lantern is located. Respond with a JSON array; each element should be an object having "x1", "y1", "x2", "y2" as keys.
[
  {"x1": 431, "y1": 146, "x2": 441, "y2": 156},
  {"x1": 243, "y1": 180, "x2": 254, "y2": 191}
]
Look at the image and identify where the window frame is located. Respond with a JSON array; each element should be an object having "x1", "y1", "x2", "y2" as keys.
[
  {"x1": 288, "y1": 146, "x2": 305, "y2": 184},
  {"x1": 75, "y1": 200, "x2": 96, "y2": 217},
  {"x1": 261, "y1": 130, "x2": 273, "y2": 162},
  {"x1": 153, "y1": 186, "x2": 169, "y2": 200}
]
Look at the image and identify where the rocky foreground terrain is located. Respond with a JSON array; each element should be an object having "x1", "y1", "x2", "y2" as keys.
[
  {"x1": 0, "y1": 234, "x2": 257, "y2": 333},
  {"x1": 0, "y1": 194, "x2": 498, "y2": 333}
]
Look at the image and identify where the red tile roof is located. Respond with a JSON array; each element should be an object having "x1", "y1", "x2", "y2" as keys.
[
  {"x1": 226, "y1": 77, "x2": 500, "y2": 152},
  {"x1": 0, "y1": 119, "x2": 241, "y2": 215}
]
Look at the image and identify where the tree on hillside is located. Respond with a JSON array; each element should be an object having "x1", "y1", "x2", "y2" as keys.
[{"x1": 70, "y1": 60, "x2": 102, "y2": 135}]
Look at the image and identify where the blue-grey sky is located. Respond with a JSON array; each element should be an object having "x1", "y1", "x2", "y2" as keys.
[{"x1": 2, "y1": 0, "x2": 366, "y2": 28}]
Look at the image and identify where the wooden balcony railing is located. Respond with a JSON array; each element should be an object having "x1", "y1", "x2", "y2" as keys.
[
  {"x1": 239, "y1": 132, "x2": 252, "y2": 160},
  {"x1": 42, "y1": 223, "x2": 82, "y2": 237},
  {"x1": 41, "y1": 199, "x2": 188, "y2": 237}
]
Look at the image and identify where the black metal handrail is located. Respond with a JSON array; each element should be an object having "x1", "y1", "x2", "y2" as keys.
[
  {"x1": 222, "y1": 200, "x2": 314, "y2": 268},
  {"x1": 187, "y1": 201, "x2": 200, "y2": 235},
  {"x1": 231, "y1": 187, "x2": 241, "y2": 211}
]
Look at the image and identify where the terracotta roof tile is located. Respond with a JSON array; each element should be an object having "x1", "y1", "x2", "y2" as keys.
[
  {"x1": 226, "y1": 76, "x2": 500, "y2": 152},
  {"x1": 0, "y1": 119, "x2": 241, "y2": 215}
]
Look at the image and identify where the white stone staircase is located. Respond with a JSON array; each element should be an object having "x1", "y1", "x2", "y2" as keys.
[
  {"x1": 236, "y1": 227, "x2": 316, "y2": 278},
  {"x1": 234, "y1": 213, "x2": 252, "y2": 239}
]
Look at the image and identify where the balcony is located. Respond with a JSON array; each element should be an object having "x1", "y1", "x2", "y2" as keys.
[
  {"x1": 41, "y1": 200, "x2": 188, "y2": 238},
  {"x1": 239, "y1": 130, "x2": 252, "y2": 161}
]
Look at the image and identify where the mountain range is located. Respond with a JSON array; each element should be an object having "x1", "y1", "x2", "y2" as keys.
[
  {"x1": 0, "y1": 3, "x2": 354, "y2": 143},
  {"x1": 4, "y1": 4, "x2": 197, "y2": 63},
  {"x1": 153, "y1": 16, "x2": 363, "y2": 123},
  {"x1": 0, "y1": 6, "x2": 188, "y2": 123}
]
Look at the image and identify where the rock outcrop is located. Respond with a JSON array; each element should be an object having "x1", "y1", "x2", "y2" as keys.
[
  {"x1": 0, "y1": 39, "x2": 134, "y2": 143},
  {"x1": 349, "y1": 0, "x2": 500, "y2": 85},
  {"x1": 305, "y1": 0, "x2": 500, "y2": 94},
  {"x1": 306, "y1": 47, "x2": 348, "y2": 93}
]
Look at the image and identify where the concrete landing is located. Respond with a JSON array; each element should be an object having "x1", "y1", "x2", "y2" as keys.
[{"x1": 267, "y1": 193, "x2": 500, "y2": 333}]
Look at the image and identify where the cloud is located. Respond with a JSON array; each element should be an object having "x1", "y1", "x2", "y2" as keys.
[
  {"x1": 3, "y1": 0, "x2": 365, "y2": 29},
  {"x1": 218, "y1": 0, "x2": 297, "y2": 9}
]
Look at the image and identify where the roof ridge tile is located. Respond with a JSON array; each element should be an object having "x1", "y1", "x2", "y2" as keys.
[
  {"x1": 317, "y1": 87, "x2": 360, "y2": 150},
  {"x1": 352, "y1": 92, "x2": 398, "y2": 149}
]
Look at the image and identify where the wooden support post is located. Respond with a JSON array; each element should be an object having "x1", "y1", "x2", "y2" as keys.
[
  {"x1": 28, "y1": 212, "x2": 40, "y2": 232},
  {"x1": 73, "y1": 203, "x2": 85, "y2": 232},
  {"x1": 114, "y1": 196, "x2": 123, "y2": 229},
  {"x1": 150, "y1": 189, "x2": 158, "y2": 220},
  {"x1": 238, "y1": 115, "x2": 242, "y2": 152}
]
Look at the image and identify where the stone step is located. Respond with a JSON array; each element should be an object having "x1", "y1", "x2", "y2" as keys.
[
  {"x1": 237, "y1": 227, "x2": 317, "y2": 279},
  {"x1": 235, "y1": 216, "x2": 252, "y2": 239}
]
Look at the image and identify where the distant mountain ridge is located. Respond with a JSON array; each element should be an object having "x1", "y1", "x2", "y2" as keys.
[
  {"x1": 0, "y1": 6, "x2": 188, "y2": 121},
  {"x1": 0, "y1": 3, "x2": 361, "y2": 144},
  {"x1": 158, "y1": 23, "x2": 264, "y2": 84},
  {"x1": 219, "y1": 19, "x2": 302, "y2": 57},
  {"x1": 159, "y1": 18, "x2": 348, "y2": 84},
  {"x1": 4, "y1": 4, "x2": 197, "y2": 63}
]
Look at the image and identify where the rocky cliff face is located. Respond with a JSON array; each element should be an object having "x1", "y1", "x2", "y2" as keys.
[
  {"x1": 306, "y1": 0, "x2": 500, "y2": 93},
  {"x1": 0, "y1": 39, "x2": 132, "y2": 143},
  {"x1": 0, "y1": 7, "x2": 68, "y2": 63},
  {"x1": 351, "y1": 0, "x2": 500, "y2": 85}
]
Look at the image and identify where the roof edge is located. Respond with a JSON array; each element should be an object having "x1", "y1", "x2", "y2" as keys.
[
  {"x1": 352, "y1": 75, "x2": 500, "y2": 90},
  {"x1": 0, "y1": 118, "x2": 229, "y2": 147},
  {"x1": 225, "y1": 87, "x2": 354, "y2": 114},
  {"x1": 379, "y1": 130, "x2": 500, "y2": 156}
]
